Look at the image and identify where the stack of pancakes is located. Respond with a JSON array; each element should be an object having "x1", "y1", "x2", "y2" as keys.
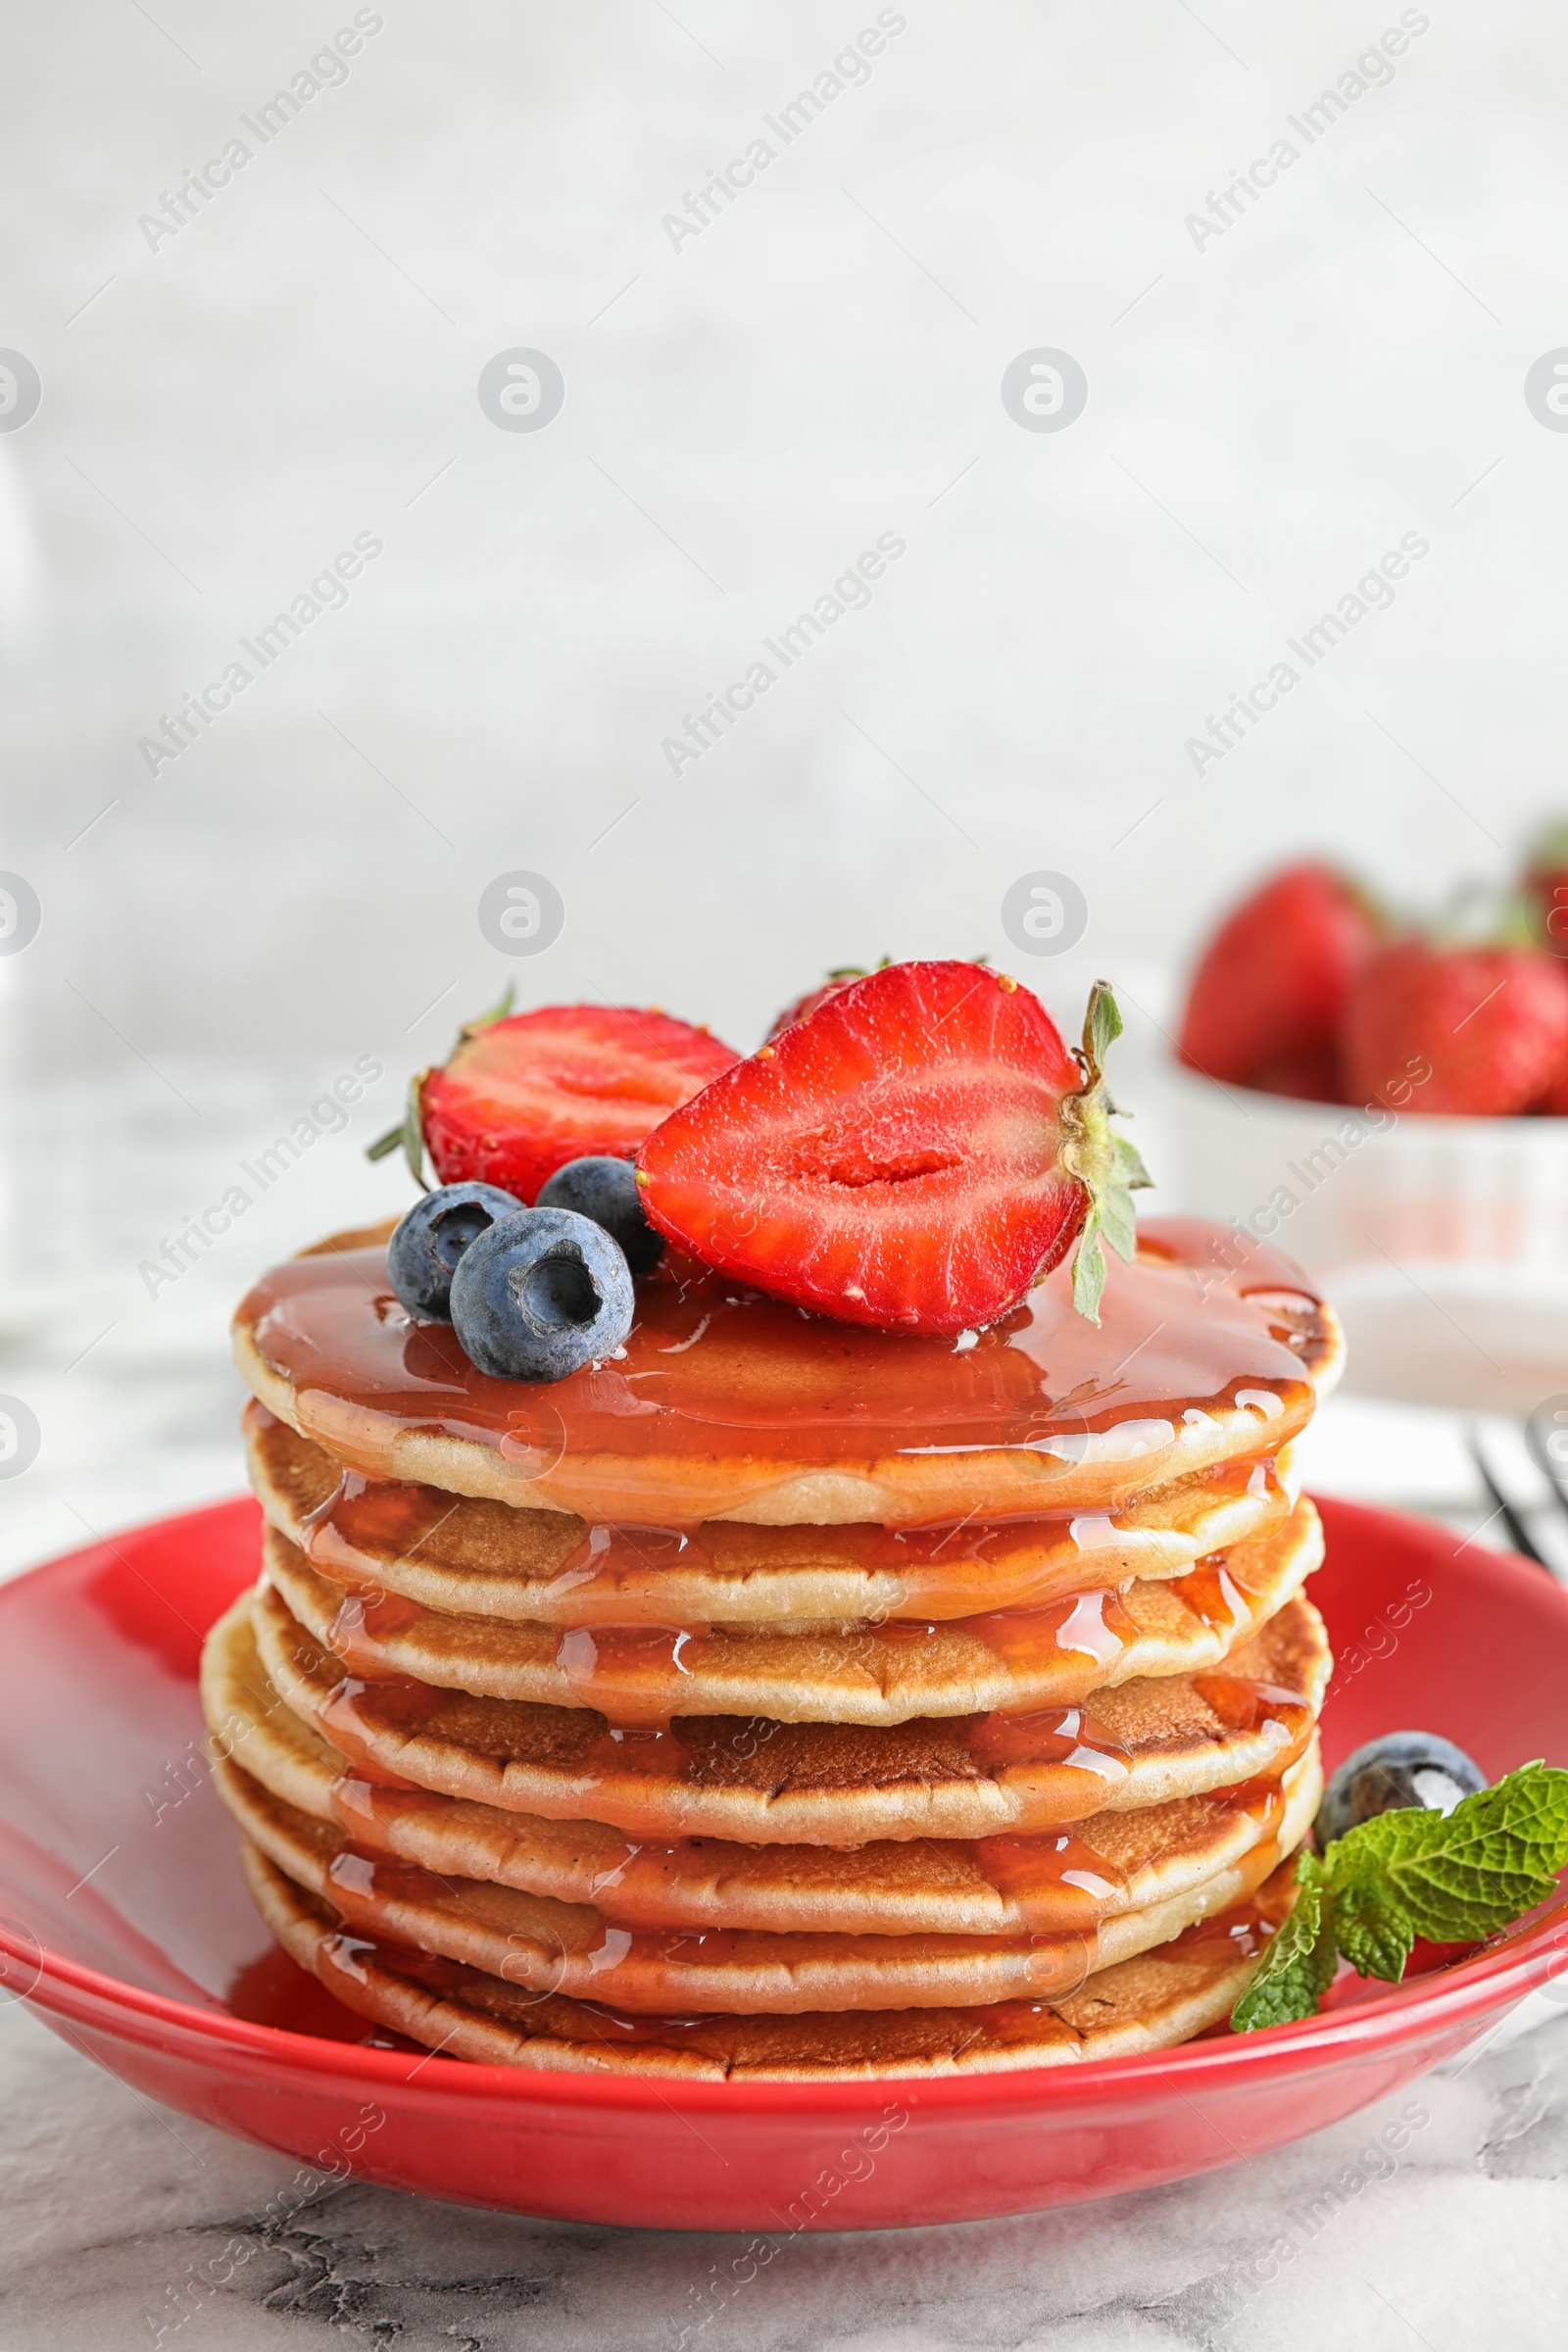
[{"x1": 204, "y1": 1214, "x2": 1342, "y2": 2082}]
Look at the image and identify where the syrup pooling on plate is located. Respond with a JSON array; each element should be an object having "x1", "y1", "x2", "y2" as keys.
[{"x1": 236, "y1": 1217, "x2": 1324, "y2": 1513}]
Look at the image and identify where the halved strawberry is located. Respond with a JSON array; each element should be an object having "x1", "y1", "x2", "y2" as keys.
[
  {"x1": 765, "y1": 965, "x2": 883, "y2": 1043},
  {"x1": 370, "y1": 993, "x2": 739, "y2": 1203},
  {"x1": 636, "y1": 962, "x2": 1150, "y2": 1333}
]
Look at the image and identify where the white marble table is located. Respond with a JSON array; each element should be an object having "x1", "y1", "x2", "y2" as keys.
[{"x1": 3, "y1": 1989, "x2": 1567, "y2": 2351}]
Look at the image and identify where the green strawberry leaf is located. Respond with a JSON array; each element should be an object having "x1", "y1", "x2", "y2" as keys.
[
  {"x1": 1082, "y1": 977, "x2": 1123, "y2": 1069},
  {"x1": 1070, "y1": 1204, "x2": 1106, "y2": 1321},
  {"x1": 1110, "y1": 1132, "x2": 1154, "y2": 1195},
  {"x1": 1098, "y1": 1182, "x2": 1139, "y2": 1266},
  {"x1": 365, "y1": 1070, "x2": 424, "y2": 1178},
  {"x1": 1231, "y1": 1850, "x2": 1339, "y2": 2032},
  {"x1": 1059, "y1": 982, "x2": 1153, "y2": 1324},
  {"x1": 365, "y1": 985, "x2": 517, "y2": 1182},
  {"x1": 462, "y1": 980, "x2": 516, "y2": 1034}
]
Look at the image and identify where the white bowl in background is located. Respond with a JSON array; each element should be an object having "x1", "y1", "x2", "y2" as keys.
[
  {"x1": 1161, "y1": 1065, "x2": 1568, "y2": 1410},
  {"x1": 1311, "y1": 1261, "x2": 1568, "y2": 1414},
  {"x1": 1163, "y1": 1063, "x2": 1568, "y2": 1274}
]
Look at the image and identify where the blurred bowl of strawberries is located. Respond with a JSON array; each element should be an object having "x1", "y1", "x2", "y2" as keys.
[{"x1": 1163, "y1": 844, "x2": 1568, "y2": 1397}]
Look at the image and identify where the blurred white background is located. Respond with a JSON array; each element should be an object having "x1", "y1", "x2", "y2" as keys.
[{"x1": 3, "y1": 0, "x2": 1566, "y2": 1569}]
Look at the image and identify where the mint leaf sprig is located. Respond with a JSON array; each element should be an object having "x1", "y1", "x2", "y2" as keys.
[{"x1": 1232, "y1": 1760, "x2": 1568, "y2": 2032}]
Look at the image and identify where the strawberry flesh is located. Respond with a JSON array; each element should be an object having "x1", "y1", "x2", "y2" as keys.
[
  {"x1": 422, "y1": 1005, "x2": 739, "y2": 1203},
  {"x1": 636, "y1": 961, "x2": 1144, "y2": 1335},
  {"x1": 1179, "y1": 861, "x2": 1380, "y2": 1089},
  {"x1": 765, "y1": 972, "x2": 865, "y2": 1042},
  {"x1": 1342, "y1": 941, "x2": 1568, "y2": 1116}
]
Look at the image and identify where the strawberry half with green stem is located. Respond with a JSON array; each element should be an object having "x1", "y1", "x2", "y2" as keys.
[
  {"x1": 636, "y1": 961, "x2": 1151, "y2": 1333},
  {"x1": 368, "y1": 987, "x2": 739, "y2": 1201}
]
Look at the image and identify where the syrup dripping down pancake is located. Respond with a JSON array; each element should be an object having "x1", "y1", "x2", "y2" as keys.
[
  {"x1": 216, "y1": 1745, "x2": 1318, "y2": 2012},
  {"x1": 243, "y1": 1842, "x2": 1300, "y2": 2079},
  {"x1": 232, "y1": 1217, "x2": 1343, "y2": 1527},
  {"x1": 259, "y1": 1497, "x2": 1321, "y2": 1728},
  {"x1": 246, "y1": 1402, "x2": 1299, "y2": 1631},
  {"x1": 245, "y1": 1583, "x2": 1330, "y2": 1845},
  {"x1": 203, "y1": 1598, "x2": 1318, "y2": 1937}
]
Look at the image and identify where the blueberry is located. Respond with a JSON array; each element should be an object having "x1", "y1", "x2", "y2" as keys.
[
  {"x1": 535, "y1": 1154, "x2": 663, "y2": 1275},
  {"x1": 386, "y1": 1183, "x2": 523, "y2": 1321},
  {"x1": 1315, "y1": 1732, "x2": 1488, "y2": 1850},
  {"x1": 449, "y1": 1206, "x2": 635, "y2": 1382}
]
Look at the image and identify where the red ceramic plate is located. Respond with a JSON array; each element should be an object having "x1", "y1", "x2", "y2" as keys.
[{"x1": 1, "y1": 1493, "x2": 1565, "y2": 2231}]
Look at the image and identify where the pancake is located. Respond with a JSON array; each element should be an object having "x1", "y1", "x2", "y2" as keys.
[
  {"x1": 216, "y1": 1745, "x2": 1318, "y2": 2012},
  {"x1": 261, "y1": 1496, "x2": 1321, "y2": 1726},
  {"x1": 203, "y1": 1599, "x2": 1317, "y2": 1936},
  {"x1": 246, "y1": 1400, "x2": 1301, "y2": 1631},
  {"x1": 232, "y1": 1217, "x2": 1344, "y2": 1527},
  {"x1": 246, "y1": 1582, "x2": 1330, "y2": 1843},
  {"x1": 243, "y1": 1841, "x2": 1298, "y2": 2078}
]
